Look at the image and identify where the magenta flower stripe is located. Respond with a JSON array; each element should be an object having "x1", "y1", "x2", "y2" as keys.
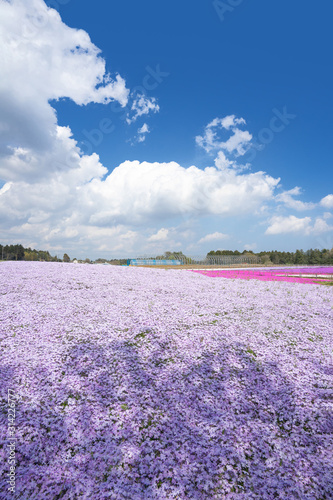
[{"x1": 192, "y1": 267, "x2": 333, "y2": 284}]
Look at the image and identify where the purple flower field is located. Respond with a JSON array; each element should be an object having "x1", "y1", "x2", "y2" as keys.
[{"x1": 1, "y1": 262, "x2": 333, "y2": 499}]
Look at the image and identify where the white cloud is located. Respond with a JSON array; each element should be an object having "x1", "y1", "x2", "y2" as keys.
[
  {"x1": 198, "y1": 232, "x2": 229, "y2": 244},
  {"x1": 275, "y1": 187, "x2": 316, "y2": 211},
  {"x1": 1, "y1": 0, "x2": 277, "y2": 257},
  {"x1": 312, "y1": 218, "x2": 333, "y2": 234},
  {"x1": 195, "y1": 115, "x2": 252, "y2": 155},
  {"x1": 214, "y1": 151, "x2": 236, "y2": 171},
  {"x1": 134, "y1": 123, "x2": 150, "y2": 143},
  {"x1": 0, "y1": 0, "x2": 128, "y2": 107},
  {"x1": 2, "y1": 1, "x2": 324, "y2": 258},
  {"x1": 138, "y1": 123, "x2": 149, "y2": 134},
  {"x1": 215, "y1": 116, "x2": 246, "y2": 130},
  {"x1": 214, "y1": 151, "x2": 249, "y2": 173},
  {"x1": 148, "y1": 228, "x2": 169, "y2": 241},
  {"x1": 320, "y1": 194, "x2": 333, "y2": 209},
  {"x1": 0, "y1": 0, "x2": 129, "y2": 182},
  {"x1": 244, "y1": 243, "x2": 257, "y2": 251},
  {"x1": 220, "y1": 129, "x2": 252, "y2": 156},
  {"x1": 0, "y1": 157, "x2": 280, "y2": 254},
  {"x1": 0, "y1": 182, "x2": 12, "y2": 195},
  {"x1": 266, "y1": 215, "x2": 333, "y2": 235},
  {"x1": 85, "y1": 161, "x2": 280, "y2": 225},
  {"x1": 126, "y1": 94, "x2": 160, "y2": 124}
]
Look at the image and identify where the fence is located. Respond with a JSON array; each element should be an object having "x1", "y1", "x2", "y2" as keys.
[
  {"x1": 205, "y1": 255, "x2": 261, "y2": 266},
  {"x1": 129, "y1": 255, "x2": 262, "y2": 266}
]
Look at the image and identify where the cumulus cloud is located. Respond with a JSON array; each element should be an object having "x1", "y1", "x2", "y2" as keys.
[
  {"x1": 0, "y1": 125, "x2": 104, "y2": 182},
  {"x1": 220, "y1": 129, "x2": 253, "y2": 156},
  {"x1": 320, "y1": 194, "x2": 333, "y2": 209},
  {"x1": 266, "y1": 216, "x2": 312, "y2": 235},
  {"x1": 214, "y1": 151, "x2": 250, "y2": 173},
  {"x1": 148, "y1": 228, "x2": 169, "y2": 241},
  {"x1": 84, "y1": 161, "x2": 280, "y2": 226},
  {"x1": 0, "y1": 0, "x2": 128, "y2": 106},
  {"x1": 3, "y1": 1, "x2": 323, "y2": 257},
  {"x1": 0, "y1": 0, "x2": 129, "y2": 181},
  {"x1": 0, "y1": 157, "x2": 280, "y2": 253},
  {"x1": 265, "y1": 215, "x2": 333, "y2": 235},
  {"x1": 312, "y1": 217, "x2": 333, "y2": 234},
  {"x1": 214, "y1": 151, "x2": 236, "y2": 171},
  {"x1": 195, "y1": 115, "x2": 252, "y2": 155},
  {"x1": 198, "y1": 232, "x2": 229, "y2": 244},
  {"x1": 275, "y1": 187, "x2": 316, "y2": 211}
]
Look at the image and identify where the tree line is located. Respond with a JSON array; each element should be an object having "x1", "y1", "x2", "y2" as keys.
[
  {"x1": 155, "y1": 249, "x2": 333, "y2": 265},
  {"x1": 207, "y1": 248, "x2": 333, "y2": 265},
  {"x1": 1, "y1": 244, "x2": 333, "y2": 266},
  {"x1": 0, "y1": 244, "x2": 61, "y2": 262}
]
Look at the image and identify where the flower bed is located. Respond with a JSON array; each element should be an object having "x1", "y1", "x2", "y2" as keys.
[
  {"x1": 0, "y1": 262, "x2": 332, "y2": 499},
  {"x1": 192, "y1": 267, "x2": 333, "y2": 285}
]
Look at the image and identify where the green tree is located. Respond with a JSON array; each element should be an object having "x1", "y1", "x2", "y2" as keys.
[
  {"x1": 63, "y1": 253, "x2": 70, "y2": 263},
  {"x1": 261, "y1": 254, "x2": 272, "y2": 265},
  {"x1": 306, "y1": 248, "x2": 321, "y2": 265},
  {"x1": 294, "y1": 249, "x2": 306, "y2": 265}
]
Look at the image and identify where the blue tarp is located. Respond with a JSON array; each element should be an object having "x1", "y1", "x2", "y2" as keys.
[{"x1": 129, "y1": 259, "x2": 181, "y2": 266}]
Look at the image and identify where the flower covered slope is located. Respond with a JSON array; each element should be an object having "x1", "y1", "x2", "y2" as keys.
[
  {"x1": 192, "y1": 267, "x2": 333, "y2": 285},
  {"x1": 0, "y1": 262, "x2": 333, "y2": 499}
]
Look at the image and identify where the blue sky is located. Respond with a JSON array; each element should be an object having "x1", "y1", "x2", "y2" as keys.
[{"x1": 0, "y1": 0, "x2": 333, "y2": 258}]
